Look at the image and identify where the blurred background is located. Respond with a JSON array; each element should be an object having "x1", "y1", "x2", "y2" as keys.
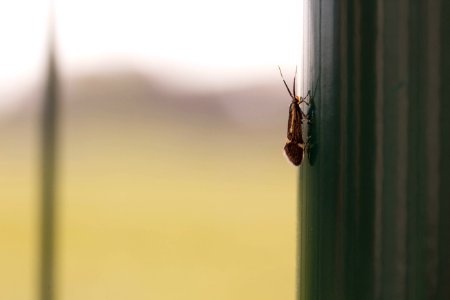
[{"x1": 0, "y1": 0, "x2": 305, "y2": 299}]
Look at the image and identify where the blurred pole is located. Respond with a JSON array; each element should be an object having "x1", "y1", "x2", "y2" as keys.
[
  {"x1": 298, "y1": 0, "x2": 450, "y2": 299},
  {"x1": 39, "y1": 2, "x2": 59, "y2": 300}
]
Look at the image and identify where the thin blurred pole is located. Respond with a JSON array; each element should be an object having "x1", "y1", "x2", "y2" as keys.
[{"x1": 39, "y1": 2, "x2": 59, "y2": 300}]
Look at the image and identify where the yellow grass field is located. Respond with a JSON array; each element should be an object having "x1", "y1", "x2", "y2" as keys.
[{"x1": 0, "y1": 79, "x2": 298, "y2": 300}]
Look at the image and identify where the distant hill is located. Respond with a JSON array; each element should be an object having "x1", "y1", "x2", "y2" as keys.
[
  {"x1": 0, "y1": 68, "x2": 289, "y2": 140},
  {"x1": 63, "y1": 69, "x2": 286, "y2": 130}
]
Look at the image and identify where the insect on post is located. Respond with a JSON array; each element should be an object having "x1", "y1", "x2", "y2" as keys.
[{"x1": 278, "y1": 66, "x2": 312, "y2": 166}]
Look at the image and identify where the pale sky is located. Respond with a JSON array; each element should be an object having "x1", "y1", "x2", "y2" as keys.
[{"x1": 0, "y1": 0, "x2": 303, "y2": 112}]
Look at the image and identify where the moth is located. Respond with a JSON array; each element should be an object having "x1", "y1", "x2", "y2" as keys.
[{"x1": 278, "y1": 66, "x2": 311, "y2": 166}]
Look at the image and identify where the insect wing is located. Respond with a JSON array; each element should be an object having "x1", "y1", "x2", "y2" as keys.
[
  {"x1": 284, "y1": 141, "x2": 304, "y2": 166},
  {"x1": 287, "y1": 103, "x2": 304, "y2": 143}
]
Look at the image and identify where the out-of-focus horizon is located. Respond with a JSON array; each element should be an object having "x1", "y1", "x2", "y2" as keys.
[{"x1": 0, "y1": 0, "x2": 304, "y2": 299}]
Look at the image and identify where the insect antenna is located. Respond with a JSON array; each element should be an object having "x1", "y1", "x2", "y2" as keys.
[
  {"x1": 293, "y1": 65, "x2": 297, "y2": 98},
  {"x1": 278, "y1": 65, "x2": 294, "y2": 99}
]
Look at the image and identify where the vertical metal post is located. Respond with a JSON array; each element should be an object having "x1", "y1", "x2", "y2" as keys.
[
  {"x1": 298, "y1": 0, "x2": 450, "y2": 299},
  {"x1": 39, "y1": 4, "x2": 59, "y2": 300}
]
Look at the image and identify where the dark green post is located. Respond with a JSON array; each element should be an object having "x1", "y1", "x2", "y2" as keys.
[{"x1": 298, "y1": 0, "x2": 450, "y2": 299}]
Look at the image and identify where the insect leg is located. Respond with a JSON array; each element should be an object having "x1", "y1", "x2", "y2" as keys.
[
  {"x1": 300, "y1": 108, "x2": 314, "y2": 125},
  {"x1": 299, "y1": 90, "x2": 312, "y2": 120},
  {"x1": 300, "y1": 109, "x2": 308, "y2": 119},
  {"x1": 299, "y1": 90, "x2": 312, "y2": 105}
]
